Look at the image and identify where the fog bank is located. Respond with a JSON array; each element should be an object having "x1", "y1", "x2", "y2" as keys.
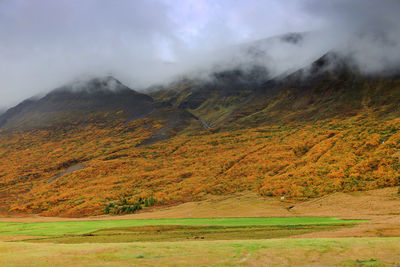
[{"x1": 0, "y1": 0, "x2": 399, "y2": 108}]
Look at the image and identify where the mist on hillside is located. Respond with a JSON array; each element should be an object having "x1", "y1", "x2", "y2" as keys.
[{"x1": 1, "y1": 0, "x2": 400, "y2": 109}]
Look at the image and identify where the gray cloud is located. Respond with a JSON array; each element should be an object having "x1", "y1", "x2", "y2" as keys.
[
  {"x1": 302, "y1": 0, "x2": 400, "y2": 73},
  {"x1": 0, "y1": 0, "x2": 179, "y2": 108},
  {"x1": 0, "y1": 0, "x2": 399, "y2": 109}
]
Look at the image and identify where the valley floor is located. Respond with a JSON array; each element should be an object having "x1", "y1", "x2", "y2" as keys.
[
  {"x1": 1, "y1": 238, "x2": 399, "y2": 266},
  {"x1": 1, "y1": 187, "x2": 399, "y2": 238},
  {"x1": 0, "y1": 187, "x2": 399, "y2": 266}
]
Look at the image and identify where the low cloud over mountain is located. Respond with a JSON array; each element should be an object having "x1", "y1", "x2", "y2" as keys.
[{"x1": 1, "y1": 0, "x2": 400, "y2": 109}]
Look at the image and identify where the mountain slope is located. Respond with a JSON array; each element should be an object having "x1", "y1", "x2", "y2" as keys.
[
  {"x1": 151, "y1": 66, "x2": 268, "y2": 128},
  {"x1": 0, "y1": 77, "x2": 155, "y2": 129},
  {"x1": 152, "y1": 52, "x2": 400, "y2": 130},
  {"x1": 1, "y1": 53, "x2": 400, "y2": 217}
]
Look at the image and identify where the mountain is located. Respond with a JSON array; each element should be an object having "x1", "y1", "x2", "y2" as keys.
[
  {"x1": 1, "y1": 47, "x2": 400, "y2": 217},
  {"x1": 150, "y1": 65, "x2": 269, "y2": 128},
  {"x1": 0, "y1": 77, "x2": 155, "y2": 129},
  {"x1": 152, "y1": 52, "x2": 400, "y2": 130},
  {"x1": 0, "y1": 76, "x2": 199, "y2": 145}
]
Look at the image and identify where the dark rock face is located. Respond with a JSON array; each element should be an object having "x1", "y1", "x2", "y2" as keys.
[
  {"x1": 280, "y1": 32, "x2": 304, "y2": 44},
  {"x1": 176, "y1": 66, "x2": 269, "y2": 110}
]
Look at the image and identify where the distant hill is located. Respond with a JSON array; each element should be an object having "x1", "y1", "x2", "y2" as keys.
[{"x1": 0, "y1": 77, "x2": 155, "y2": 129}]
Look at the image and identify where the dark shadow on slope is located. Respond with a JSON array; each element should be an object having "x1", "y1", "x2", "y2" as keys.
[{"x1": 48, "y1": 163, "x2": 86, "y2": 184}]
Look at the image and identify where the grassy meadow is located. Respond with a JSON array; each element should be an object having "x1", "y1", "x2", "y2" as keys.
[
  {"x1": 1, "y1": 216, "x2": 398, "y2": 266},
  {"x1": 0, "y1": 217, "x2": 362, "y2": 237},
  {"x1": 0, "y1": 238, "x2": 399, "y2": 266}
]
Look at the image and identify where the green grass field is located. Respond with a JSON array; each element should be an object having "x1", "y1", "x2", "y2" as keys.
[
  {"x1": 0, "y1": 238, "x2": 399, "y2": 266},
  {"x1": 1, "y1": 217, "x2": 397, "y2": 266},
  {"x1": 33, "y1": 224, "x2": 356, "y2": 243},
  {"x1": 0, "y1": 217, "x2": 363, "y2": 237}
]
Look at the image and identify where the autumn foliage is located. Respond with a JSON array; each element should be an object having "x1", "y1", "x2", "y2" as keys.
[{"x1": 0, "y1": 107, "x2": 399, "y2": 217}]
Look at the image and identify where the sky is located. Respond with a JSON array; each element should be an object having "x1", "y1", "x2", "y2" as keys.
[{"x1": 0, "y1": 0, "x2": 400, "y2": 109}]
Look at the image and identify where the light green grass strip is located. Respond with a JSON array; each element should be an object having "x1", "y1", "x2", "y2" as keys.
[{"x1": 0, "y1": 217, "x2": 366, "y2": 236}]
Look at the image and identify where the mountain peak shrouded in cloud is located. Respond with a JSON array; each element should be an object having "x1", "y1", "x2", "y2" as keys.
[
  {"x1": 0, "y1": 0, "x2": 400, "y2": 108},
  {"x1": 54, "y1": 76, "x2": 127, "y2": 94},
  {"x1": 0, "y1": 76, "x2": 156, "y2": 129}
]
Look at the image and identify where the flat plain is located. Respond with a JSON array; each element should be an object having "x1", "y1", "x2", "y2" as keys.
[{"x1": 0, "y1": 187, "x2": 399, "y2": 266}]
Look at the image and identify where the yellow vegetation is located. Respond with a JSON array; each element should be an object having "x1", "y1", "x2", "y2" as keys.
[{"x1": 1, "y1": 112, "x2": 400, "y2": 217}]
